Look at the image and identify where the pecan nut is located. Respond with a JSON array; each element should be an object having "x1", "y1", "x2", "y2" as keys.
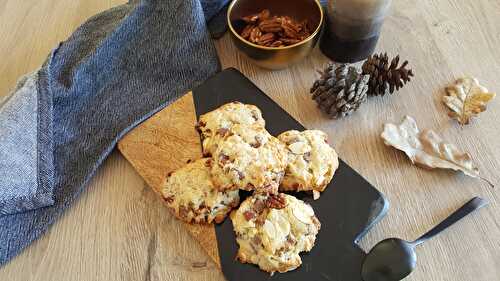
[
  {"x1": 265, "y1": 193, "x2": 287, "y2": 209},
  {"x1": 243, "y1": 210, "x2": 256, "y2": 221},
  {"x1": 239, "y1": 10, "x2": 311, "y2": 47},
  {"x1": 259, "y1": 19, "x2": 282, "y2": 33},
  {"x1": 258, "y1": 9, "x2": 271, "y2": 21},
  {"x1": 257, "y1": 32, "x2": 275, "y2": 45},
  {"x1": 240, "y1": 24, "x2": 254, "y2": 39},
  {"x1": 216, "y1": 127, "x2": 229, "y2": 137},
  {"x1": 249, "y1": 26, "x2": 262, "y2": 43},
  {"x1": 242, "y1": 9, "x2": 270, "y2": 24},
  {"x1": 219, "y1": 153, "x2": 231, "y2": 165},
  {"x1": 242, "y1": 14, "x2": 259, "y2": 24},
  {"x1": 281, "y1": 20, "x2": 301, "y2": 39},
  {"x1": 280, "y1": 38, "x2": 301, "y2": 45},
  {"x1": 269, "y1": 40, "x2": 284, "y2": 47}
]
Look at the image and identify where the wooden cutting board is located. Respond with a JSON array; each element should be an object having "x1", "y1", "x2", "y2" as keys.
[
  {"x1": 117, "y1": 92, "x2": 222, "y2": 267},
  {"x1": 118, "y1": 68, "x2": 388, "y2": 280}
]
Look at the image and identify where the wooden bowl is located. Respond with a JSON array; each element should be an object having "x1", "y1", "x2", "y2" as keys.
[{"x1": 227, "y1": 0, "x2": 323, "y2": 70}]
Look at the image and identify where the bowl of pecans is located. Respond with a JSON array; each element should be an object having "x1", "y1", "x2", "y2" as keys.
[{"x1": 227, "y1": 0, "x2": 323, "y2": 69}]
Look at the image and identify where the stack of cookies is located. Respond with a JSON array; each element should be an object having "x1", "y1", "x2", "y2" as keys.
[{"x1": 161, "y1": 102, "x2": 339, "y2": 274}]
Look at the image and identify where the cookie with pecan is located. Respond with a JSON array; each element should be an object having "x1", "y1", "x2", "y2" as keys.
[
  {"x1": 210, "y1": 124, "x2": 287, "y2": 194},
  {"x1": 196, "y1": 102, "x2": 265, "y2": 156},
  {"x1": 278, "y1": 130, "x2": 339, "y2": 199},
  {"x1": 231, "y1": 193, "x2": 321, "y2": 274},
  {"x1": 161, "y1": 158, "x2": 240, "y2": 224}
]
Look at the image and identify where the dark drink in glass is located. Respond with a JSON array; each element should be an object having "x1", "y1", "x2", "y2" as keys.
[{"x1": 320, "y1": 0, "x2": 392, "y2": 63}]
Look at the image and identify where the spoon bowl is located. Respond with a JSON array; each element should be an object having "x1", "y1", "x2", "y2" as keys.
[
  {"x1": 361, "y1": 197, "x2": 487, "y2": 281},
  {"x1": 361, "y1": 238, "x2": 416, "y2": 281}
]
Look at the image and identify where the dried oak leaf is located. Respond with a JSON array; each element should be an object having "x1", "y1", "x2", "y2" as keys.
[
  {"x1": 381, "y1": 116, "x2": 493, "y2": 187},
  {"x1": 443, "y1": 77, "x2": 495, "y2": 125}
]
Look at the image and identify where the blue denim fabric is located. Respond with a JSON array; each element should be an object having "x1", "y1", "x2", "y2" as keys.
[
  {"x1": 0, "y1": 70, "x2": 55, "y2": 215},
  {"x1": 0, "y1": 0, "x2": 227, "y2": 266}
]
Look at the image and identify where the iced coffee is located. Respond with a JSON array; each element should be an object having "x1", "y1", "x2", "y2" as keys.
[{"x1": 320, "y1": 0, "x2": 392, "y2": 63}]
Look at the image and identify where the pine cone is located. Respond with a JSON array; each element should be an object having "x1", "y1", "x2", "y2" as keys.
[
  {"x1": 310, "y1": 63, "x2": 369, "y2": 119},
  {"x1": 362, "y1": 53, "x2": 414, "y2": 96}
]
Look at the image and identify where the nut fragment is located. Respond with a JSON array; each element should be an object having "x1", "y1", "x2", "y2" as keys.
[
  {"x1": 303, "y1": 152, "x2": 312, "y2": 162},
  {"x1": 244, "y1": 210, "x2": 256, "y2": 221},
  {"x1": 259, "y1": 19, "x2": 282, "y2": 33},
  {"x1": 281, "y1": 20, "x2": 301, "y2": 38},
  {"x1": 241, "y1": 24, "x2": 254, "y2": 39},
  {"x1": 216, "y1": 127, "x2": 229, "y2": 137},
  {"x1": 281, "y1": 38, "x2": 301, "y2": 45},
  {"x1": 265, "y1": 193, "x2": 287, "y2": 209},
  {"x1": 251, "y1": 135, "x2": 263, "y2": 148},
  {"x1": 249, "y1": 26, "x2": 262, "y2": 43},
  {"x1": 270, "y1": 40, "x2": 284, "y2": 47},
  {"x1": 238, "y1": 9, "x2": 312, "y2": 47},
  {"x1": 163, "y1": 195, "x2": 174, "y2": 204},
  {"x1": 259, "y1": 9, "x2": 271, "y2": 21},
  {"x1": 257, "y1": 33, "x2": 275, "y2": 45},
  {"x1": 242, "y1": 14, "x2": 259, "y2": 24}
]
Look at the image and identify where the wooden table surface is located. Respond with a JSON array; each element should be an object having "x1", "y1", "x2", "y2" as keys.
[{"x1": 1, "y1": 0, "x2": 499, "y2": 280}]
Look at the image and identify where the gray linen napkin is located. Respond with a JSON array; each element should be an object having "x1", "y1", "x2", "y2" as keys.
[{"x1": 0, "y1": 0, "x2": 228, "y2": 266}]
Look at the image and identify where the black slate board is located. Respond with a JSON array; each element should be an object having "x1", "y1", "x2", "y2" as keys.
[{"x1": 193, "y1": 68, "x2": 389, "y2": 281}]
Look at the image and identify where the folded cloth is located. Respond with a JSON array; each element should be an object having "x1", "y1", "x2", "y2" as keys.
[
  {"x1": 0, "y1": 0, "x2": 228, "y2": 266},
  {"x1": 0, "y1": 70, "x2": 55, "y2": 215}
]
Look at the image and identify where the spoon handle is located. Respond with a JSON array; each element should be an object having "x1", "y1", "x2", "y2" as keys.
[{"x1": 412, "y1": 197, "x2": 488, "y2": 246}]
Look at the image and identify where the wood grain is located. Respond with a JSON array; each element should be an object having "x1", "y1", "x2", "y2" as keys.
[
  {"x1": 0, "y1": 0, "x2": 499, "y2": 280},
  {"x1": 117, "y1": 93, "x2": 221, "y2": 268}
]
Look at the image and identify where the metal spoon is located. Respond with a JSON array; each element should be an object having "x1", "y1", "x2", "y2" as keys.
[{"x1": 361, "y1": 196, "x2": 488, "y2": 281}]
